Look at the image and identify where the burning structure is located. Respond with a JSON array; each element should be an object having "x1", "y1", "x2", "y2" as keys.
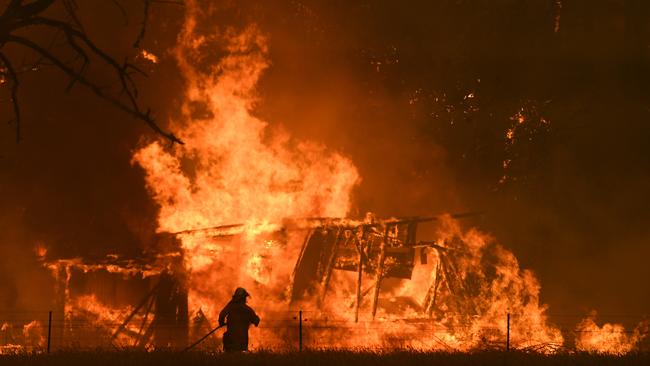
[
  {"x1": 36, "y1": 211, "x2": 642, "y2": 353},
  {"x1": 37, "y1": 209, "x2": 646, "y2": 353},
  {"x1": 37, "y1": 212, "x2": 566, "y2": 351},
  {"x1": 2, "y1": 0, "x2": 648, "y2": 355}
]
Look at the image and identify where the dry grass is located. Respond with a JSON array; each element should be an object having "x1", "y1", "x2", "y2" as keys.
[
  {"x1": 1, "y1": 350, "x2": 649, "y2": 366},
  {"x1": 0, "y1": 351, "x2": 650, "y2": 366}
]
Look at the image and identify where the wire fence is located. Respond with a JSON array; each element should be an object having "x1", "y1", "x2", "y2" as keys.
[{"x1": 1, "y1": 310, "x2": 648, "y2": 354}]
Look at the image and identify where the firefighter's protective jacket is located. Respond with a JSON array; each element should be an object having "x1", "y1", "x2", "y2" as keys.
[{"x1": 218, "y1": 298, "x2": 260, "y2": 351}]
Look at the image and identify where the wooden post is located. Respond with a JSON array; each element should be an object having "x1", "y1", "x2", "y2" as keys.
[
  {"x1": 320, "y1": 229, "x2": 343, "y2": 304},
  {"x1": 355, "y1": 245, "x2": 363, "y2": 323},
  {"x1": 424, "y1": 261, "x2": 442, "y2": 318},
  {"x1": 299, "y1": 310, "x2": 303, "y2": 352},
  {"x1": 506, "y1": 313, "x2": 511, "y2": 352},
  {"x1": 47, "y1": 311, "x2": 52, "y2": 354},
  {"x1": 112, "y1": 281, "x2": 159, "y2": 342},
  {"x1": 371, "y1": 229, "x2": 387, "y2": 319}
]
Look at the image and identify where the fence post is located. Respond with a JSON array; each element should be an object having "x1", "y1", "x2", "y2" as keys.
[
  {"x1": 47, "y1": 310, "x2": 52, "y2": 354},
  {"x1": 506, "y1": 312, "x2": 510, "y2": 352},
  {"x1": 299, "y1": 310, "x2": 303, "y2": 352}
]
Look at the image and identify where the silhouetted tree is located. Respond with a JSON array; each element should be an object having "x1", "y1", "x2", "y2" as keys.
[{"x1": 0, "y1": 0, "x2": 182, "y2": 143}]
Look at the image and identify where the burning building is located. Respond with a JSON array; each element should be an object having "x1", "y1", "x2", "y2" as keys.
[
  {"x1": 36, "y1": 212, "x2": 567, "y2": 351},
  {"x1": 2, "y1": 0, "x2": 649, "y2": 356}
]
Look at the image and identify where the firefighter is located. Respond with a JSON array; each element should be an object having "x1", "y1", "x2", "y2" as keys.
[{"x1": 218, "y1": 287, "x2": 260, "y2": 352}]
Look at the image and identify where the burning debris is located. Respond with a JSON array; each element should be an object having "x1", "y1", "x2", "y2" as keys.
[
  {"x1": 22, "y1": 213, "x2": 553, "y2": 351},
  {"x1": 0, "y1": 321, "x2": 45, "y2": 355},
  {"x1": 168, "y1": 213, "x2": 564, "y2": 351},
  {"x1": 23, "y1": 213, "x2": 646, "y2": 353},
  {"x1": 575, "y1": 313, "x2": 649, "y2": 355},
  {"x1": 19, "y1": 207, "x2": 644, "y2": 353}
]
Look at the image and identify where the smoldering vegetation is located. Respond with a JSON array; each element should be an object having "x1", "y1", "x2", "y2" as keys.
[{"x1": 1, "y1": 350, "x2": 650, "y2": 366}]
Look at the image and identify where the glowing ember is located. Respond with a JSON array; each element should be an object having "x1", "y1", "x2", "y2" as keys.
[
  {"x1": 140, "y1": 49, "x2": 159, "y2": 64},
  {"x1": 34, "y1": 243, "x2": 47, "y2": 258}
]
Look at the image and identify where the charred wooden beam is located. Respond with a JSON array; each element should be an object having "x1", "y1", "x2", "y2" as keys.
[
  {"x1": 135, "y1": 317, "x2": 156, "y2": 349},
  {"x1": 111, "y1": 280, "x2": 160, "y2": 343},
  {"x1": 438, "y1": 254, "x2": 467, "y2": 314},
  {"x1": 134, "y1": 295, "x2": 155, "y2": 347},
  {"x1": 371, "y1": 227, "x2": 388, "y2": 319},
  {"x1": 319, "y1": 228, "x2": 343, "y2": 304},
  {"x1": 153, "y1": 271, "x2": 189, "y2": 349},
  {"x1": 354, "y1": 237, "x2": 365, "y2": 323},
  {"x1": 424, "y1": 261, "x2": 442, "y2": 318}
]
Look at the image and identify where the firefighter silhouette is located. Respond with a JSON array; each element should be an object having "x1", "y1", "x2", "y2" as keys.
[{"x1": 218, "y1": 287, "x2": 260, "y2": 352}]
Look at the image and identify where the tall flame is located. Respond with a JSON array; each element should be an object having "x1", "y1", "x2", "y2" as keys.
[
  {"x1": 132, "y1": 0, "x2": 359, "y2": 335},
  {"x1": 133, "y1": 12, "x2": 358, "y2": 236}
]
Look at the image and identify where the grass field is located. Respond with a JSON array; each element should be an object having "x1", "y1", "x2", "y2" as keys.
[{"x1": 1, "y1": 350, "x2": 650, "y2": 366}]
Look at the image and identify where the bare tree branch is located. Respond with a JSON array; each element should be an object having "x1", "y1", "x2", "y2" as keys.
[
  {"x1": 134, "y1": 0, "x2": 185, "y2": 48},
  {"x1": 108, "y1": 0, "x2": 129, "y2": 26},
  {"x1": 133, "y1": 0, "x2": 150, "y2": 48},
  {"x1": 0, "y1": 0, "x2": 183, "y2": 144},
  {"x1": 0, "y1": 52, "x2": 21, "y2": 142},
  {"x1": 1, "y1": 0, "x2": 56, "y2": 20},
  {"x1": 61, "y1": 0, "x2": 85, "y2": 32},
  {"x1": 6, "y1": 34, "x2": 182, "y2": 144}
]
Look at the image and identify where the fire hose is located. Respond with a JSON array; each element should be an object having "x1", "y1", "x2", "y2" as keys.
[{"x1": 183, "y1": 323, "x2": 226, "y2": 352}]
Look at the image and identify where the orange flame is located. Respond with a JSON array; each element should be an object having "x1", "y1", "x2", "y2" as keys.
[
  {"x1": 575, "y1": 312, "x2": 648, "y2": 354},
  {"x1": 22, "y1": 321, "x2": 45, "y2": 350},
  {"x1": 70, "y1": 295, "x2": 138, "y2": 347},
  {"x1": 132, "y1": 0, "x2": 359, "y2": 333}
]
